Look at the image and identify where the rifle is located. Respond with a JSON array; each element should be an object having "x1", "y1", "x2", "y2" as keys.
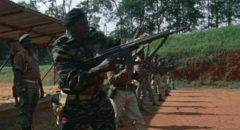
[
  {"x1": 62, "y1": 28, "x2": 186, "y2": 93},
  {"x1": 82, "y1": 28, "x2": 187, "y2": 66},
  {"x1": 148, "y1": 36, "x2": 169, "y2": 59}
]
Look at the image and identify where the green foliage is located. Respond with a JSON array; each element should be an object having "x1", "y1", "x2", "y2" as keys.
[
  {"x1": 149, "y1": 25, "x2": 240, "y2": 60},
  {"x1": 17, "y1": 0, "x2": 39, "y2": 11},
  {"x1": 77, "y1": 0, "x2": 102, "y2": 29},
  {"x1": 0, "y1": 65, "x2": 55, "y2": 86},
  {"x1": 14, "y1": 0, "x2": 240, "y2": 37},
  {"x1": 0, "y1": 41, "x2": 9, "y2": 60}
]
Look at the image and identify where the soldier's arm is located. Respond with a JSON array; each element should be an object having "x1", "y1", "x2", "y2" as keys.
[
  {"x1": 52, "y1": 39, "x2": 113, "y2": 93},
  {"x1": 107, "y1": 69, "x2": 128, "y2": 85},
  {"x1": 13, "y1": 54, "x2": 25, "y2": 91},
  {"x1": 38, "y1": 79, "x2": 44, "y2": 97}
]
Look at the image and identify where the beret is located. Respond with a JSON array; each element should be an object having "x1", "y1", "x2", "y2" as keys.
[
  {"x1": 64, "y1": 8, "x2": 85, "y2": 27},
  {"x1": 19, "y1": 33, "x2": 30, "y2": 43}
]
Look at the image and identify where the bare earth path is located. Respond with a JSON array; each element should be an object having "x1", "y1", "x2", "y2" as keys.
[{"x1": 0, "y1": 84, "x2": 240, "y2": 130}]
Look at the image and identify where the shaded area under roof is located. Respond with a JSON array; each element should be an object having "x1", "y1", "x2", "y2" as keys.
[{"x1": 0, "y1": 0, "x2": 65, "y2": 46}]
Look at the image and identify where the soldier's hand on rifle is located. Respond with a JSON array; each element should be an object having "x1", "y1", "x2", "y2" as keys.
[
  {"x1": 38, "y1": 79, "x2": 45, "y2": 98},
  {"x1": 91, "y1": 58, "x2": 115, "y2": 74}
]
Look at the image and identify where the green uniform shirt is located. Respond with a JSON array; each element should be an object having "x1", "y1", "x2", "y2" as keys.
[
  {"x1": 14, "y1": 50, "x2": 41, "y2": 80},
  {"x1": 52, "y1": 28, "x2": 116, "y2": 95}
]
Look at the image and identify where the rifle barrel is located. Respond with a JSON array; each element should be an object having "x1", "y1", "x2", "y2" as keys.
[{"x1": 83, "y1": 28, "x2": 186, "y2": 64}]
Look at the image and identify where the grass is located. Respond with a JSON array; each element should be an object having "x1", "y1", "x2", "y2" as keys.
[
  {"x1": 147, "y1": 25, "x2": 240, "y2": 88},
  {"x1": 0, "y1": 64, "x2": 55, "y2": 86},
  {"x1": 149, "y1": 25, "x2": 240, "y2": 60}
]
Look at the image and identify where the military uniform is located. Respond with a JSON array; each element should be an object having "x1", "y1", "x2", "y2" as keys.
[
  {"x1": 167, "y1": 71, "x2": 175, "y2": 90},
  {"x1": 107, "y1": 68, "x2": 147, "y2": 130},
  {"x1": 136, "y1": 59, "x2": 158, "y2": 108},
  {"x1": 13, "y1": 48, "x2": 41, "y2": 129},
  {"x1": 10, "y1": 43, "x2": 25, "y2": 102},
  {"x1": 151, "y1": 73, "x2": 165, "y2": 101},
  {"x1": 52, "y1": 28, "x2": 116, "y2": 130}
]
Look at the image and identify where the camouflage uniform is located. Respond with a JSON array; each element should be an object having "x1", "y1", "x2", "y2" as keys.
[
  {"x1": 13, "y1": 48, "x2": 41, "y2": 129},
  {"x1": 167, "y1": 71, "x2": 175, "y2": 90},
  {"x1": 135, "y1": 57, "x2": 158, "y2": 109},
  {"x1": 160, "y1": 73, "x2": 169, "y2": 99},
  {"x1": 52, "y1": 28, "x2": 116, "y2": 130},
  {"x1": 151, "y1": 73, "x2": 165, "y2": 101}
]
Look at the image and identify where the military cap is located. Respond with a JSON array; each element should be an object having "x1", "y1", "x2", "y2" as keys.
[
  {"x1": 18, "y1": 33, "x2": 30, "y2": 43},
  {"x1": 64, "y1": 8, "x2": 85, "y2": 28}
]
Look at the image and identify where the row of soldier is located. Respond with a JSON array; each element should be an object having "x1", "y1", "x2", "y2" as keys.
[
  {"x1": 105, "y1": 49, "x2": 175, "y2": 129},
  {"x1": 9, "y1": 8, "x2": 175, "y2": 130}
]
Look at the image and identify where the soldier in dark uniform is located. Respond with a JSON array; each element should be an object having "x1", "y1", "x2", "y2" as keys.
[
  {"x1": 14, "y1": 33, "x2": 42, "y2": 130},
  {"x1": 52, "y1": 8, "x2": 116, "y2": 130},
  {"x1": 10, "y1": 40, "x2": 44, "y2": 107}
]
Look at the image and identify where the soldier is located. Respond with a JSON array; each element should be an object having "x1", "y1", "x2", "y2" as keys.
[
  {"x1": 10, "y1": 41, "x2": 44, "y2": 107},
  {"x1": 107, "y1": 57, "x2": 147, "y2": 130},
  {"x1": 151, "y1": 56, "x2": 165, "y2": 101},
  {"x1": 135, "y1": 51, "x2": 159, "y2": 111},
  {"x1": 162, "y1": 59, "x2": 172, "y2": 96},
  {"x1": 167, "y1": 59, "x2": 176, "y2": 90},
  {"x1": 158, "y1": 58, "x2": 172, "y2": 99},
  {"x1": 52, "y1": 8, "x2": 116, "y2": 130},
  {"x1": 14, "y1": 33, "x2": 42, "y2": 130}
]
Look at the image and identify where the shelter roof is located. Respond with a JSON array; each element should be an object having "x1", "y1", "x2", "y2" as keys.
[{"x1": 0, "y1": 0, "x2": 65, "y2": 46}]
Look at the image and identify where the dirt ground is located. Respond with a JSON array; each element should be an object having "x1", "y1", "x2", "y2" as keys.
[
  {"x1": 0, "y1": 83, "x2": 240, "y2": 130},
  {"x1": 0, "y1": 83, "x2": 59, "y2": 110}
]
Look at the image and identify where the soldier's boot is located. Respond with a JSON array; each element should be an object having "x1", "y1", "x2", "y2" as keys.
[
  {"x1": 158, "y1": 94, "x2": 164, "y2": 101},
  {"x1": 165, "y1": 90, "x2": 171, "y2": 96},
  {"x1": 14, "y1": 96, "x2": 19, "y2": 107},
  {"x1": 172, "y1": 86, "x2": 176, "y2": 90},
  {"x1": 152, "y1": 102, "x2": 160, "y2": 106}
]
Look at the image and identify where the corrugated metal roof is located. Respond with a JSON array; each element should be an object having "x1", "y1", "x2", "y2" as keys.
[{"x1": 0, "y1": 0, "x2": 65, "y2": 46}]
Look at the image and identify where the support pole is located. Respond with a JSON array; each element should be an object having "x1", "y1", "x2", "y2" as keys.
[
  {"x1": 0, "y1": 56, "x2": 10, "y2": 72},
  {"x1": 41, "y1": 64, "x2": 54, "y2": 81}
]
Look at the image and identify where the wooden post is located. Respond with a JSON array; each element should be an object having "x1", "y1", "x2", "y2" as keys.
[{"x1": 0, "y1": 56, "x2": 10, "y2": 72}]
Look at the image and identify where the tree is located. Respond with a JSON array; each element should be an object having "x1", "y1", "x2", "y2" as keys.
[
  {"x1": 18, "y1": 0, "x2": 39, "y2": 11},
  {"x1": 164, "y1": 0, "x2": 203, "y2": 31},
  {"x1": 222, "y1": 0, "x2": 240, "y2": 25},
  {"x1": 76, "y1": 0, "x2": 101, "y2": 29},
  {"x1": 37, "y1": 0, "x2": 73, "y2": 20}
]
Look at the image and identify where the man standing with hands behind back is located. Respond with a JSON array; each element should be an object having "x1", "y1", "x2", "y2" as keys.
[{"x1": 14, "y1": 33, "x2": 43, "y2": 130}]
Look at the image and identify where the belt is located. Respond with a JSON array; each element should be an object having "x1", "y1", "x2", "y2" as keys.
[
  {"x1": 68, "y1": 94, "x2": 92, "y2": 101},
  {"x1": 24, "y1": 79, "x2": 38, "y2": 84}
]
